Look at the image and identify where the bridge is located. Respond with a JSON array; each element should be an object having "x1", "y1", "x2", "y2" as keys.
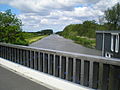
[{"x1": 0, "y1": 42, "x2": 120, "y2": 90}]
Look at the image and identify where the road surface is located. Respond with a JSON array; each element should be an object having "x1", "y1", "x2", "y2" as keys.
[
  {"x1": 30, "y1": 34, "x2": 101, "y2": 56},
  {"x1": 0, "y1": 66, "x2": 51, "y2": 90}
]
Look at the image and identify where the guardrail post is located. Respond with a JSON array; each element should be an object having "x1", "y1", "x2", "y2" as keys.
[
  {"x1": 12, "y1": 48, "x2": 14, "y2": 62},
  {"x1": 48, "y1": 54, "x2": 50, "y2": 74},
  {"x1": 59, "y1": 56, "x2": 62, "y2": 78},
  {"x1": 4, "y1": 46, "x2": 6, "y2": 59},
  {"x1": 89, "y1": 61, "x2": 93, "y2": 88},
  {"x1": 5, "y1": 47, "x2": 7, "y2": 59},
  {"x1": 7, "y1": 47, "x2": 9, "y2": 60},
  {"x1": 23, "y1": 50, "x2": 25, "y2": 65},
  {"x1": 2, "y1": 46, "x2": 4, "y2": 58},
  {"x1": 3, "y1": 46, "x2": 5, "y2": 58},
  {"x1": 25, "y1": 50, "x2": 27, "y2": 66},
  {"x1": 14, "y1": 48, "x2": 16, "y2": 63},
  {"x1": 12, "y1": 48, "x2": 14, "y2": 61},
  {"x1": 80, "y1": 59, "x2": 84, "y2": 85},
  {"x1": 108, "y1": 65, "x2": 114, "y2": 90},
  {"x1": 0, "y1": 46, "x2": 2, "y2": 57},
  {"x1": 38, "y1": 52, "x2": 41, "y2": 71},
  {"x1": 21, "y1": 49, "x2": 23, "y2": 64},
  {"x1": 73, "y1": 58, "x2": 76, "y2": 83},
  {"x1": 98, "y1": 63, "x2": 103, "y2": 89},
  {"x1": 16, "y1": 49, "x2": 19, "y2": 63},
  {"x1": 6, "y1": 47, "x2": 8, "y2": 59},
  {"x1": 66, "y1": 57, "x2": 69, "y2": 80},
  {"x1": 26, "y1": 50, "x2": 29, "y2": 67},
  {"x1": 53, "y1": 54, "x2": 56, "y2": 76},
  {"x1": 39, "y1": 52, "x2": 43, "y2": 72},
  {"x1": 0, "y1": 45, "x2": 1, "y2": 57},
  {"x1": 34, "y1": 51, "x2": 36, "y2": 70},
  {"x1": 43, "y1": 53, "x2": 45, "y2": 72},
  {"x1": 30, "y1": 50, "x2": 33, "y2": 68},
  {"x1": 19, "y1": 49, "x2": 21, "y2": 64},
  {"x1": 14, "y1": 48, "x2": 16, "y2": 62},
  {"x1": 10, "y1": 47, "x2": 12, "y2": 61}
]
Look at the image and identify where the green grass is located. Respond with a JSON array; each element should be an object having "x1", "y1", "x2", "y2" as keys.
[
  {"x1": 25, "y1": 35, "x2": 48, "y2": 44},
  {"x1": 64, "y1": 35, "x2": 96, "y2": 48},
  {"x1": 22, "y1": 32, "x2": 48, "y2": 44},
  {"x1": 74, "y1": 37, "x2": 96, "y2": 48},
  {"x1": 22, "y1": 32, "x2": 39, "y2": 39}
]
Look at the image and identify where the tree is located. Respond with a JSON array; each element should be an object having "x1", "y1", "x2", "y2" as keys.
[
  {"x1": 104, "y1": 3, "x2": 120, "y2": 30},
  {"x1": 0, "y1": 9, "x2": 28, "y2": 45},
  {"x1": 37, "y1": 29, "x2": 53, "y2": 35}
]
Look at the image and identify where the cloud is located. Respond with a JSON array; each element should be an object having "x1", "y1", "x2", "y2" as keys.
[
  {"x1": 0, "y1": 0, "x2": 99, "y2": 15},
  {"x1": 94, "y1": 0, "x2": 120, "y2": 11},
  {"x1": 0, "y1": 0, "x2": 120, "y2": 32}
]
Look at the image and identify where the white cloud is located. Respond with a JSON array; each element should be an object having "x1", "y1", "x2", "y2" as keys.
[
  {"x1": 0, "y1": 0, "x2": 99, "y2": 15},
  {"x1": 94, "y1": 0, "x2": 120, "y2": 11},
  {"x1": 0, "y1": 0, "x2": 120, "y2": 32}
]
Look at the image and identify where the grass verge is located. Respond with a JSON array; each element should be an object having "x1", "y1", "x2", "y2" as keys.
[
  {"x1": 64, "y1": 36, "x2": 96, "y2": 48},
  {"x1": 26, "y1": 35, "x2": 48, "y2": 44}
]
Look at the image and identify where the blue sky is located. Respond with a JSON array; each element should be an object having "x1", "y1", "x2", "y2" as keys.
[
  {"x1": 0, "y1": 0, "x2": 120, "y2": 32},
  {"x1": 0, "y1": 4, "x2": 20, "y2": 15}
]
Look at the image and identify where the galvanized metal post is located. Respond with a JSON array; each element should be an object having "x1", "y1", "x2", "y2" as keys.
[
  {"x1": 53, "y1": 54, "x2": 56, "y2": 76},
  {"x1": 80, "y1": 59, "x2": 84, "y2": 85},
  {"x1": 59, "y1": 56, "x2": 62, "y2": 78},
  {"x1": 4, "y1": 47, "x2": 6, "y2": 59},
  {"x1": 66, "y1": 57, "x2": 69, "y2": 80},
  {"x1": 23, "y1": 50, "x2": 26, "y2": 65},
  {"x1": 43, "y1": 53, "x2": 45, "y2": 72},
  {"x1": 30, "y1": 50, "x2": 33, "y2": 68},
  {"x1": 26, "y1": 50, "x2": 28, "y2": 66},
  {"x1": 38, "y1": 52, "x2": 41, "y2": 71},
  {"x1": 89, "y1": 61, "x2": 93, "y2": 88},
  {"x1": 14, "y1": 48, "x2": 16, "y2": 62},
  {"x1": 17, "y1": 49, "x2": 19, "y2": 63},
  {"x1": 48, "y1": 54, "x2": 51, "y2": 74},
  {"x1": 98, "y1": 63, "x2": 103, "y2": 89},
  {"x1": 108, "y1": 65, "x2": 114, "y2": 90},
  {"x1": 73, "y1": 58, "x2": 76, "y2": 83},
  {"x1": 34, "y1": 51, "x2": 36, "y2": 70}
]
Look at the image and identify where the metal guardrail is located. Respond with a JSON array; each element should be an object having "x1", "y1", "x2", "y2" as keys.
[{"x1": 0, "y1": 43, "x2": 120, "y2": 90}]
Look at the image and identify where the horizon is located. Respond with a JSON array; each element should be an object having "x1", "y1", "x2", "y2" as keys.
[{"x1": 0, "y1": 0, "x2": 120, "y2": 32}]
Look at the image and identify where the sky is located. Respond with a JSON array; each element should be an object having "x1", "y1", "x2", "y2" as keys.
[{"x1": 0, "y1": 0, "x2": 120, "y2": 32}]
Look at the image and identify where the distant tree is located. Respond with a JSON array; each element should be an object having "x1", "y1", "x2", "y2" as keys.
[
  {"x1": 104, "y1": 3, "x2": 120, "y2": 30},
  {"x1": 0, "y1": 9, "x2": 28, "y2": 45},
  {"x1": 37, "y1": 29, "x2": 53, "y2": 35},
  {"x1": 82, "y1": 20, "x2": 98, "y2": 38},
  {"x1": 55, "y1": 31, "x2": 63, "y2": 35}
]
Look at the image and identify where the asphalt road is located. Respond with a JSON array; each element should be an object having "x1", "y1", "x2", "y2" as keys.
[
  {"x1": 30, "y1": 34, "x2": 101, "y2": 56},
  {"x1": 0, "y1": 66, "x2": 51, "y2": 90}
]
